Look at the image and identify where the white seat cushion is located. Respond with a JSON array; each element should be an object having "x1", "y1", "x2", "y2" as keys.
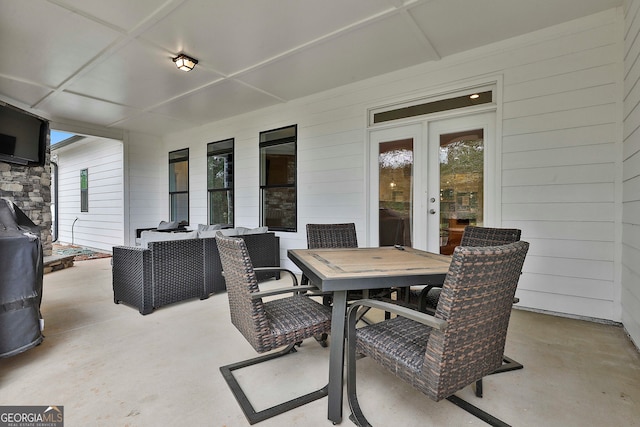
[{"x1": 140, "y1": 230, "x2": 198, "y2": 248}]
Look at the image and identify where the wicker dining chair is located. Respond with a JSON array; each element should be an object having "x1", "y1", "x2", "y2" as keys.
[
  {"x1": 406, "y1": 226, "x2": 523, "y2": 375},
  {"x1": 215, "y1": 233, "x2": 332, "y2": 425},
  {"x1": 303, "y1": 223, "x2": 360, "y2": 305},
  {"x1": 416, "y1": 226, "x2": 522, "y2": 312},
  {"x1": 304, "y1": 223, "x2": 393, "y2": 306},
  {"x1": 346, "y1": 241, "x2": 529, "y2": 427},
  {"x1": 307, "y1": 223, "x2": 359, "y2": 250}
]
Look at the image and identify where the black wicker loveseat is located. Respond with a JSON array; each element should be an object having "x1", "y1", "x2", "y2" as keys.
[{"x1": 112, "y1": 232, "x2": 280, "y2": 315}]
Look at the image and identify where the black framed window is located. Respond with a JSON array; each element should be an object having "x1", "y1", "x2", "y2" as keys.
[
  {"x1": 80, "y1": 168, "x2": 88, "y2": 212},
  {"x1": 259, "y1": 125, "x2": 297, "y2": 232},
  {"x1": 207, "y1": 138, "x2": 234, "y2": 226},
  {"x1": 169, "y1": 148, "x2": 189, "y2": 225}
]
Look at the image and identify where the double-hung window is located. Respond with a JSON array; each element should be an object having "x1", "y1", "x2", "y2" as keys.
[
  {"x1": 207, "y1": 139, "x2": 234, "y2": 226},
  {"x1": 259, "y1": 125, "x2": 297, "y2": 232},
  {"x1": 169, "y1": 148, "x2": 189, "y2": 225}
]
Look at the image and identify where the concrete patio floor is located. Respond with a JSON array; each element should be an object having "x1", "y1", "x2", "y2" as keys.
[{"x1": 1, "y1": 257, "x2": 639, "y2": 426}]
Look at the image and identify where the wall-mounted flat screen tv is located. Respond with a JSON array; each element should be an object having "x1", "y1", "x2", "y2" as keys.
[{"x1": 0, "y1": 103, "x2": 48, "y2": 167}]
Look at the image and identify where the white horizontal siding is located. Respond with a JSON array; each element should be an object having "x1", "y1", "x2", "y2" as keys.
[
  {"x1": 124, "y1": 132, "x2": 166, "y2": 244},
  {"x1": 503, "y1": 220, "x2": 615, "y2": 241},
  {"x1": 503, "y1": 104, "x2": 617, "y2": 136},
  {"x1": 624, "y1": 0, "x2": 640, "y2": 337},
  {"x1": 524, "y1": 256, "x2": 614, "y2": 282},
  {"x1": 623, "y1": 0, "x2": 640, "y2": 348},
  {"x1": 516, "y1": 288, "x2": 616, "y2": 320},
  {"x1": 498, "y1": 9, "x2": 620, "y2": 321},
  {"x1": 148, "y1": 9, "x2": 624, "y2": 322},
  {"x1": 504, "y1": 63, "x2": 619, "y2": 103},
  {"x1": 503, "y1": 183, "x2": 615, "y2": 203},
  {"x1": 503, "y1": 203, "x2": 614, "y2": 222},
  {"x1": 518, "y1": 273, "x2": 613, "y2": 301},
  {"x1": 54, "y1": 136, "x2": 124, "y2": 251},
  {"x1": 525, "y1": 238, "x2": 614, "y2": 261},
  {"x1": 503, "y1": 163, "x2": 615, "y2": 186},
  {"x1": 503, "y1": 124, "x2": 616, "y2": 153}
]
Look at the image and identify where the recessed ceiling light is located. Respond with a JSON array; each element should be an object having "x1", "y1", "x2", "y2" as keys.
[{"x1": 469, "y1": 93, "x2": 480, "y2": 99}]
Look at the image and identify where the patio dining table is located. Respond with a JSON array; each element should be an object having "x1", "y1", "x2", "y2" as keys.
[{"x1": 287, "y1": 246, "x2": 451, "y2": 424}]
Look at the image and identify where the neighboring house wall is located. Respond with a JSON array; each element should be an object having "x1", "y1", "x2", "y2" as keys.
[
  {"x1": 123, "y1": 131, "x2": 166, "y2": 246},
  {"x1": 154, "y1": 11, "x2": 625, "y2": 323},
  {"x1": 53, "y1": 136, "x2": 124, "y2": 251},
  {"x1": 623, "y1": 0, "x2": 640, "y2": 348}
]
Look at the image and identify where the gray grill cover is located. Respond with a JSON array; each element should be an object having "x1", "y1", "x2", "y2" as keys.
[{"x1": 0, "y1": 198, "x2": 43, "y2": 358}]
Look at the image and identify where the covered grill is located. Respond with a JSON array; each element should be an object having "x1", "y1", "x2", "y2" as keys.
[{"x1": 0, "y1": 198, "x2": 43, "y2": 358}]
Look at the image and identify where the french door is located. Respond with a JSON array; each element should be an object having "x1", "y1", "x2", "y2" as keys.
[{"x1": 369, "y1": 112, "x2": 495, "y2": 253}]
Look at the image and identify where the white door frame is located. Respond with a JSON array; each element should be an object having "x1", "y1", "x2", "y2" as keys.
[{"x1": 367, "y1": 110, "x2": 498, "y2": 251}]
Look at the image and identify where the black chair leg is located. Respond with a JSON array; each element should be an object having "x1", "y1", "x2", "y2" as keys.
[
  {"x1": 446, "y1": 394, "x2": 511, "y2": 427},
  {"x1": 490, "y1": 355, "x2": 523, "y2": 374},
  {"x1": 323, "y1": 294, "x2": 333, "y2": 306},
  {"x1": 220, "y1": 343, "x2": 328, "y2": 425},
  {"x1": 474, "y1": 378, "x2": 483, "y2": 398},
  {"x1": 314, "y1": 333, "x2": 328, "y2": 347},
  {"x1": 346, "y1": 329, "x2": 372, "y2": 426}
]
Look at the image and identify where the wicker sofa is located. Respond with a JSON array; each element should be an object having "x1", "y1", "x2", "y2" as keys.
[{"x1": 112, "y1": 232, "x2": 280, "y2": 315}]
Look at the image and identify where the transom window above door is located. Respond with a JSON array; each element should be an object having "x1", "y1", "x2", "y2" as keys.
[{"x1": 369, "y1": 86, "x2": 495, "y2": 126}]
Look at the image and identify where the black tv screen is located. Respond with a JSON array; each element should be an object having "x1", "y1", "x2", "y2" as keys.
[{"x1": 0, "y1": 103, "x2": 48, "y2": 166}]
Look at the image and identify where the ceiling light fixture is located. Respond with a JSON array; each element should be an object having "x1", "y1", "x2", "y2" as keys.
[
  {"x1": 173, "y1": 53, "x2": 198, "y2": 72},
  {"x1": 469, "y1": 93, "x2": 480, "y2": 99}
]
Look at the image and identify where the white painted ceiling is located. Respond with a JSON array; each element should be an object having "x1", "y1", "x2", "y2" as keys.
[{"x1": 0, "y1": 0, "x2": 622, "y2": 136}]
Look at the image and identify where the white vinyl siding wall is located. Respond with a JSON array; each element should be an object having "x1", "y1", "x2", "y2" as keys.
[
  {"x1": 623, "y1": 0, "x2": 640, "y2": 348},
  {"x1": 54, "y1": 137, "x2": 124, "y2": 251},
  {"x1": 157, "y1": 10, "x2": 623, "y2": 323},
  {"x1": 124, "y1": 132, "x2": 166, "y2": 245},
  {"x1": 500, "y1": 15, "x2": 621, "y2": 321}
]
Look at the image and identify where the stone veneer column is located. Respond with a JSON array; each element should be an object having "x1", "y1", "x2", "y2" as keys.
[{"x1": 0, "y1": 145, "x2": 52, "y2": 256}]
